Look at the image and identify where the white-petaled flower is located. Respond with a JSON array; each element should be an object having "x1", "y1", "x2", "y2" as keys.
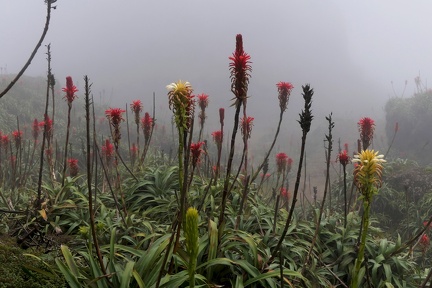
[{"x1": 166, "y1": 80, "x2": 192, "y2": 94}]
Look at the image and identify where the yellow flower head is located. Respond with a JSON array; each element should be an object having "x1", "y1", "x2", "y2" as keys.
[
  {"x1": 167, "y1": 80, "x2": 194, "y2": 130},
  {"x1": 352, "y1": 149, "x2": 385, "y2": 199}
]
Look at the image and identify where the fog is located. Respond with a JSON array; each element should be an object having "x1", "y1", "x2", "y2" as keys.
[{"x1": 2, "y1": 1, "x2": 432, "y2": 131}]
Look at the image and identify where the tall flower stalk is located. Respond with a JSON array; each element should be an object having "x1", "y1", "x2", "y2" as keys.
[
  {"x1": 268, "y1": 84, "x2": 313, "y2": 264},
  {"x1": 61, "y1": 76, "x2": 78, "y2": 186},
  {"x1": 197, "y1": 93, "x2": 209, "y2": 142},
  {"x1": 250, "y1": 82, "x2": 293, "y2": 184},
  {"x1": 213, "y1": 108, "x2": 224, "y2": 181},
  {"x1": 162, "y1": 81, "x2": 195, "y2": 282},
  {"x1": 304, "y1": 114, "x2": 334, "y2": 268},
  {"x1": 219, "y1": 34, "x2": 251, "y2": 230},
  {"x1": 350, "y1": 150, "x2": 385, "y2": 288},
  {"x1": 139, "y1": 112, "x2": 154, "y2": 166},
  {"x1": 130, "y1": 100, "x2": 143, "y2": 158},
  {"x1": 337, "y1": 149, "x2": 351, "y2": 228}
]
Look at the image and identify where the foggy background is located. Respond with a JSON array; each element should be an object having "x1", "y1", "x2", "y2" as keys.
[{"x1": 2, "y1": 1, "x2": 432, "y2": 155}]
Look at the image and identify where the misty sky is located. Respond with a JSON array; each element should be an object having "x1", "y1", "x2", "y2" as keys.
[{"x1": 2, "y1": 1, "x2": 432, "y2": 129}]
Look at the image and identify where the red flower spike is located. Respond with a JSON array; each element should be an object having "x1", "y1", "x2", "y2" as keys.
[
  {"x1": 106, "y1": 108, "x2": 126, "y2": 146},
  {"x1": 130, "y1": 100, "x2": 143, "y2": 124},
  {"x1": 32, "y1": 119, "x2": 40, "y2": 142},
  {"x1": 241, "y1": 116, "x2": 254, "y2": 139},
  {"x1": 358, "y1": 117, "x2": 375, "y2": 150},
  {"x1": 190, "y1": 141, "x2": 205, "y2": 166},
  {"x1": 280, "y1": 187, "x2": 290, "y2": 200},
  {"x1": 106, "y1": 108, "x2": 126, "y2": 125},
  {"x1": 211, "y1": 130, "x2": 223, "y2": 147},
  {"x1": 62, "y1": 76, "x2": 78, "y2": 104},
  {"x1": 131, "y1": 143, "x2": 138, "y2": 162},
  {"x1": 395, "y1": 122, "x2": 399, "y2": 133},
  {"x1": 276, "y1": 82, "x2": 294, "y2": 112},
  {"x1": 102, "y1": 139, "x2": 114, "y2": 163},
  {"x1": 12, "y1": 130, "x2": 23, "y2": 147},
  {"x1": 276, "y1": 152, "x2": 288, "y2": 174},
  {"x1": 197, "y1": 94, "x2": 209, "y2": 111},
  {"x1": 141, "y1": 112, "x2": 153, "y2": 143},
  {"x1": 67, "y1": 158, "x2": 79, "y2": 177},
  {"x1": 420, "y1": 233, "x2": 430, "y2": 250},
  {"x1": 337, "y1": 150, "x2": 350, "y2": 166},
  {"x1": 229, "y1": 34, "x2": 252, "y2": 103}
]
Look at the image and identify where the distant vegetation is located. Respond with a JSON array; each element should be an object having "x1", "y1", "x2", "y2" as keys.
[{"x1": 385, "y1": 79, "x2": 432, "y2": 165}]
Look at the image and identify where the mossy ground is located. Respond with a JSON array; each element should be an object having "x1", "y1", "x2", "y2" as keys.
[{"x1": 0, "y1": 234, "x2": 66, "y2": 288}]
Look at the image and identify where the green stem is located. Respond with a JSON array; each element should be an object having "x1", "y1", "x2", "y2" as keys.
[{"x1": 351, "y1": 200, "x2": 371, "y2": 288}]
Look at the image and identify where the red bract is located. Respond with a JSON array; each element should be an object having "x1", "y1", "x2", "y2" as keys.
[
  {"x1": 197, "y1": 94, "x2": 209, "y2": 110},
  {"x1": 190, "y1": 142, "x2": 205, "y2": 166},
  {"x1": 1, "y1": 135, "x2": 9, "y2": 149},
  {"x1": 141, "y1": 112, "x2": 153, "y2": 143},
  {"x1": 420, "y1": 233, "x2": 430, "y2": 249},
  {"x1": 130, "y1": 100, "x2": 143, "y2": 124},
  {"x1": 344, "y1": 143, "x2": 349, "y2": 153},
  {"x1": 276, "y1": 152, "x2": 288, "y2": 173},
  {"x1": 280, "y1": 187, "x2": 290, "y2": 199},
  {"x1": 102, "y1": 139, "x2": 114, "y2": 163},
  {"x1": 106, "y1": 108, "x2": 126, "y2": 146},
  {"x1": 211, "y1": 130, "x2": 223, "y2": 147},
  {"x1": 32, "y1": 119, "x2": 40, "y2": 142},
  {"x1": 68, "y1": 158, "x2": 79, "y2": 177},
  {"x1": 62, "y1": 76, "x2": 78, "y2": 104},
  {"x1": 229, "y1": 34, "x2": 252, "y2": 102},
  {"x1": 337, "y1": 150, "x2": 350, "y2": 166},
  {"x1": 358, "y1": 117, "x2": 375, "y2": 150},
  {"x1": 130, "y1": 100, "x2": 143, "y2": 113},
  {"x1": 106, "y1": 108, "x2": 126, "y2": 125},
  {"x1": 241, "y1": 116, "x2": 254, "y2": 139},
  {"x1": 12, "y1": 130, "x2": 23, "y2": 147},
  {"x1": 276, "y1": 81, "x2": 294, "y2": 112},
  {"x1": 131, "y1": 143, "x2": 138, "y2": 161}
]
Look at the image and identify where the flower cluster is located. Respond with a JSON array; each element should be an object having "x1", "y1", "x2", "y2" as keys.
[
  {"x1": 358, "y1": 117, "x2": 375, "y2": 150},
  {"x1": 276, "y1": 81, "x2": 294, "y2": 112},
  {"x1": 280, "y1": 187, "x2": 290, "y2": 200},
  {"x1": 337, "y1": 150, "x2": 350, "y2": 167},
  {"x1": 130, "y1": 100, "x2": 143, "y2": 125},
  {"x1": 276, "y1": 152, "x2": 288, "y2": 174},
  {"x1": 62, "y1": 76, "x2": 78, "y2": 105},
  {"x1": 211, "y1": 130, "x2": 223, "y2": 148},
  {"x1": 419, "y1": 233, "x2": 430, "y2": 252},
  {"x1": 32, "y1": 119, "x2": 40, "y2": 142},
  {"x1": 102, "y1": 139, "x2": 114, "y2": 164},
  {"x1": 241, "y1": 116, "x2": 254, "y2": 139},
  {"x1": 12, "y1": 130, "x2": 23, "y2": 147},
  {"x1": 197, "y1": 94, "x2": 209, "y2": 126},
  {"x1": 68, "y1": 158, "x2": 79, "y2": 177},
  {"x1": 352, "y1": 149, "x2": 385, "y2": 200},
  {"x1": 167, "y1": 80, "x2": 195, "y2": 130},
  {"x1": 106, "y1": 108, "x2": 126, "y2": 146},
  {"x1": 190, "y1": 141, "x2": 205, "y2": 167},
  {"x1": 131, "y1": 143, "x2": 138, "y2": 162},
  {"x1": 229, "y1": 34, "x2": 252, "y2": 104},
  {"x1": 141, "y1": 112, "x2": 153, "y2": 144}
]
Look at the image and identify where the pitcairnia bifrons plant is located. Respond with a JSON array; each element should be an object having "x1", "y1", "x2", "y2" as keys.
[{"x1": 350, "y1": 149, "x2": 385, "y2": 287}]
